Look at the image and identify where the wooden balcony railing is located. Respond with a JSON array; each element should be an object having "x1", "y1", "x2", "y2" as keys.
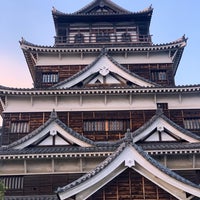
[{"x1": 54, "y1": 33, "x2": 152, "y2": 46}]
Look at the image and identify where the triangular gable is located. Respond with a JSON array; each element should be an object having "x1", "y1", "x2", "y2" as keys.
[
  {"x1": 74, "y1": 0, "x2": 132, "y2": 15},
  {"x1": 8, "y1": 111, "x2": 94, "y2": 150},
  {"x1": 132, "y1": 110, "x2": 200, "y2": 143},
  {"x1": 53, "y1": 52, "x2": 157, "y2": 89},
  {"x1": 56, "y1": 137, "x2": 200, "y2": 200}
]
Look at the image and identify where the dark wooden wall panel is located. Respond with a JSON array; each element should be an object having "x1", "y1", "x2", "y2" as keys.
[
  {"x1": 2, "y1": 109, "x2": 200, "y2": 145},
  {"x1": 23, "y1": 173, "x2": 82, "y2": 196},
  {"x1": 88, "y1": 168, "x2": 178, "y2": 200},
  {"x1": 35, "y1": 65, "x2": 87, "y2": 88},
  {"x1": 174, "y1": 170, "x2": 200, "y2": 185},
  {"x1": 123, "y1": 63, "x2": 174, "y2": 86}
]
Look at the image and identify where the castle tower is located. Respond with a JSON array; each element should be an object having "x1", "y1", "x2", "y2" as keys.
[{"x1": 0, "y1": 1, "x2": 200, "y2": 199}]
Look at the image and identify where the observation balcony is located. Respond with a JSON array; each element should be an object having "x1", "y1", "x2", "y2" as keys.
[{"x1": 54, "y1": 33, "x2": 152, "y2": 47}]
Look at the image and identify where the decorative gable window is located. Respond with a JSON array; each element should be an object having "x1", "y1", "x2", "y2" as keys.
[
  {"x1": 183, "y1": 118, "x2": 200, "y2": 130},
  {"x1": 42, "y1": 73, "x2": 58, "y2": 83},
  {"x1": 151, "y1": 70, "x2": 167, "y2": 81},
  {"x1": 10, "y1": 121, "x2": 30, "y2": 133}
]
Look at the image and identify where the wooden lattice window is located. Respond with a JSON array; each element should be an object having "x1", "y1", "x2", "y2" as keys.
[
  {"x1": 151, "y1": 70, "x2": 167, "y2": 81},
  {"x1": 108, "y1": 120, "x2": 124, "y2": 131},
  {"x1": 10, "y1": 121, "x2": 30, "y2": 133},
  {"x1": 83, "y1": 120, "x2": 129, "y2": 132},
  {"x1": 42, "y1": 73, "x2": 58, "y2": 83},
  {"x1": 0, "y1": 176, "x2": 23, "y2": 190},
  {"x1": 183, "y1": 118, "x2": 200, "y2": 130},
  {"x1": 84, "y1": 120, "x2": 105, "y2": 131}
]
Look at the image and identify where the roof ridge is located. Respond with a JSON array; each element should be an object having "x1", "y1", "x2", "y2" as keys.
[{"x1": 52, "y1": 0, "x2": 153, "y2": 16}]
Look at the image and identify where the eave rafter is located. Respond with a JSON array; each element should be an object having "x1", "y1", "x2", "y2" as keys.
[
  {"x1": 20, "y1": 38, "x2": 186, "y2": 54},
  {"x1": 0, "y1": 85, "x2": 200, "y2": 96},
  {"x1": 0, "y1": 150, "x2": 113, "y2": 160}
]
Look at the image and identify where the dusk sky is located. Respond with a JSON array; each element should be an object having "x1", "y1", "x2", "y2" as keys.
[{"x1": 0, "y1": 0, "x2": 200, "y2": 124}]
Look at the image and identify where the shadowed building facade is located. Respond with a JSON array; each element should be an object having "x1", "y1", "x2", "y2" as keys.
[{"x1": 0, "y1": 0, "x2": 200, "y2": 199}]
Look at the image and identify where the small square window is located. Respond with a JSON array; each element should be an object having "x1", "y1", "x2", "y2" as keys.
[{"x1": 157, "y1": 103, "x2": 168, "y2": 110}]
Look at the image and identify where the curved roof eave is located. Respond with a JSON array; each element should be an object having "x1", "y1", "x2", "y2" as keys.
[
  {"x1": 1, "y1": 84, "x2": 200, "y2": 96},
  {"x1": 20, "y1": 36, "x2": 186, "y2": 53},
  {"x1": 56, "y1": 140, "x2": 200, "y2": 199},
  {"x1": 52, "y1": 1, "x2": 153, "y2": 17},
  {"x1": 132, "y1": 109, "x2": 200, "y2": 142},
  {"x1": 20, "y1": 36, "x2": 186, "y2": 82}
]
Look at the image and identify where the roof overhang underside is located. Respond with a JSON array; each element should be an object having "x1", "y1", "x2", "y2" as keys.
[{"x1": 52, "y1": 12, "x2": 152, "y2": 24}]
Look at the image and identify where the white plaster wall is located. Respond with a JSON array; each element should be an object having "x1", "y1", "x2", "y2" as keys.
[
  {"x1": 0, "y1": 160, "x2": 24, "y2": 174},
  {"x1": 4, "y1": 92, "x2": 200, "y2": 113},
  {"x1": 36, "y1": 51, "x2": 172, "y2": 66},
  {"x1": 37, "y1": 53, "x2": 98, "y2": 66},
  {"x1": 6, "y1": 96, "x2": 33, "y2": 111},
  {"x1": 180, "y1": 94, "x2": 200, "y2": 109},
  {"x1": 113, "y1": 51, "x2": 172, "y2": 64}
]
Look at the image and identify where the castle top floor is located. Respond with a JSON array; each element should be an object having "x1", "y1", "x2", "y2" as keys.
[{"x1": 52, "y1": 0, "x2": 153, "y2": 47}]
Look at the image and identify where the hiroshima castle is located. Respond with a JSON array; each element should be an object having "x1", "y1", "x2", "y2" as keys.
[{"x1": 0, "y1": 0, "x2": 200, "y2": 199}]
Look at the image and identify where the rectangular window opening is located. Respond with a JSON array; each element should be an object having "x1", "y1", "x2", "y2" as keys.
[
  {"x1": 151, "y1": 70, "x2": 167, "y2": 81},
  {"x1": 83, "y1": 120, "x2": 129, "y2": 132},
  {"x1": 10, "y1": 121, "x2": 30, "y2": 133},
  {"x1": 0, "y1": 176, "x2": 24, "y2": 190},
  {"x1": 42, "y1": 73, "x2": 59, "y2": 83},
  {"x1": 157, "y1": 103, "x2": 168, "y2": 110},
  {"x1": 183, "y1": 118, "x2": 200, "y2": 130}
]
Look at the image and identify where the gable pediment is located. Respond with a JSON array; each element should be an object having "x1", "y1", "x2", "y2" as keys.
[
  {"x1": 75, "y1": 0, "x2": 131, "y2": 15},
  {"x1": 30, "y1": 128, "x2": 80, "y2": 147},
  {"x1": 84, "y1": 4, "x2": 118, "y2": 14},
  {"x1": 132, "y1": 112, "x2": 200, "y2": 143},
  {"x1": 54, "y1": 54, "x2": 156, "y2": 89},
  {"x1": 57, "y1": 142, "x2": 200, "y2": 200},
  {"x1": 8, "y1": 112, "x2": 94, "y2": 150},
  {"x1": 142, "y1": 127, "x2": 179, "y2": 142}
]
